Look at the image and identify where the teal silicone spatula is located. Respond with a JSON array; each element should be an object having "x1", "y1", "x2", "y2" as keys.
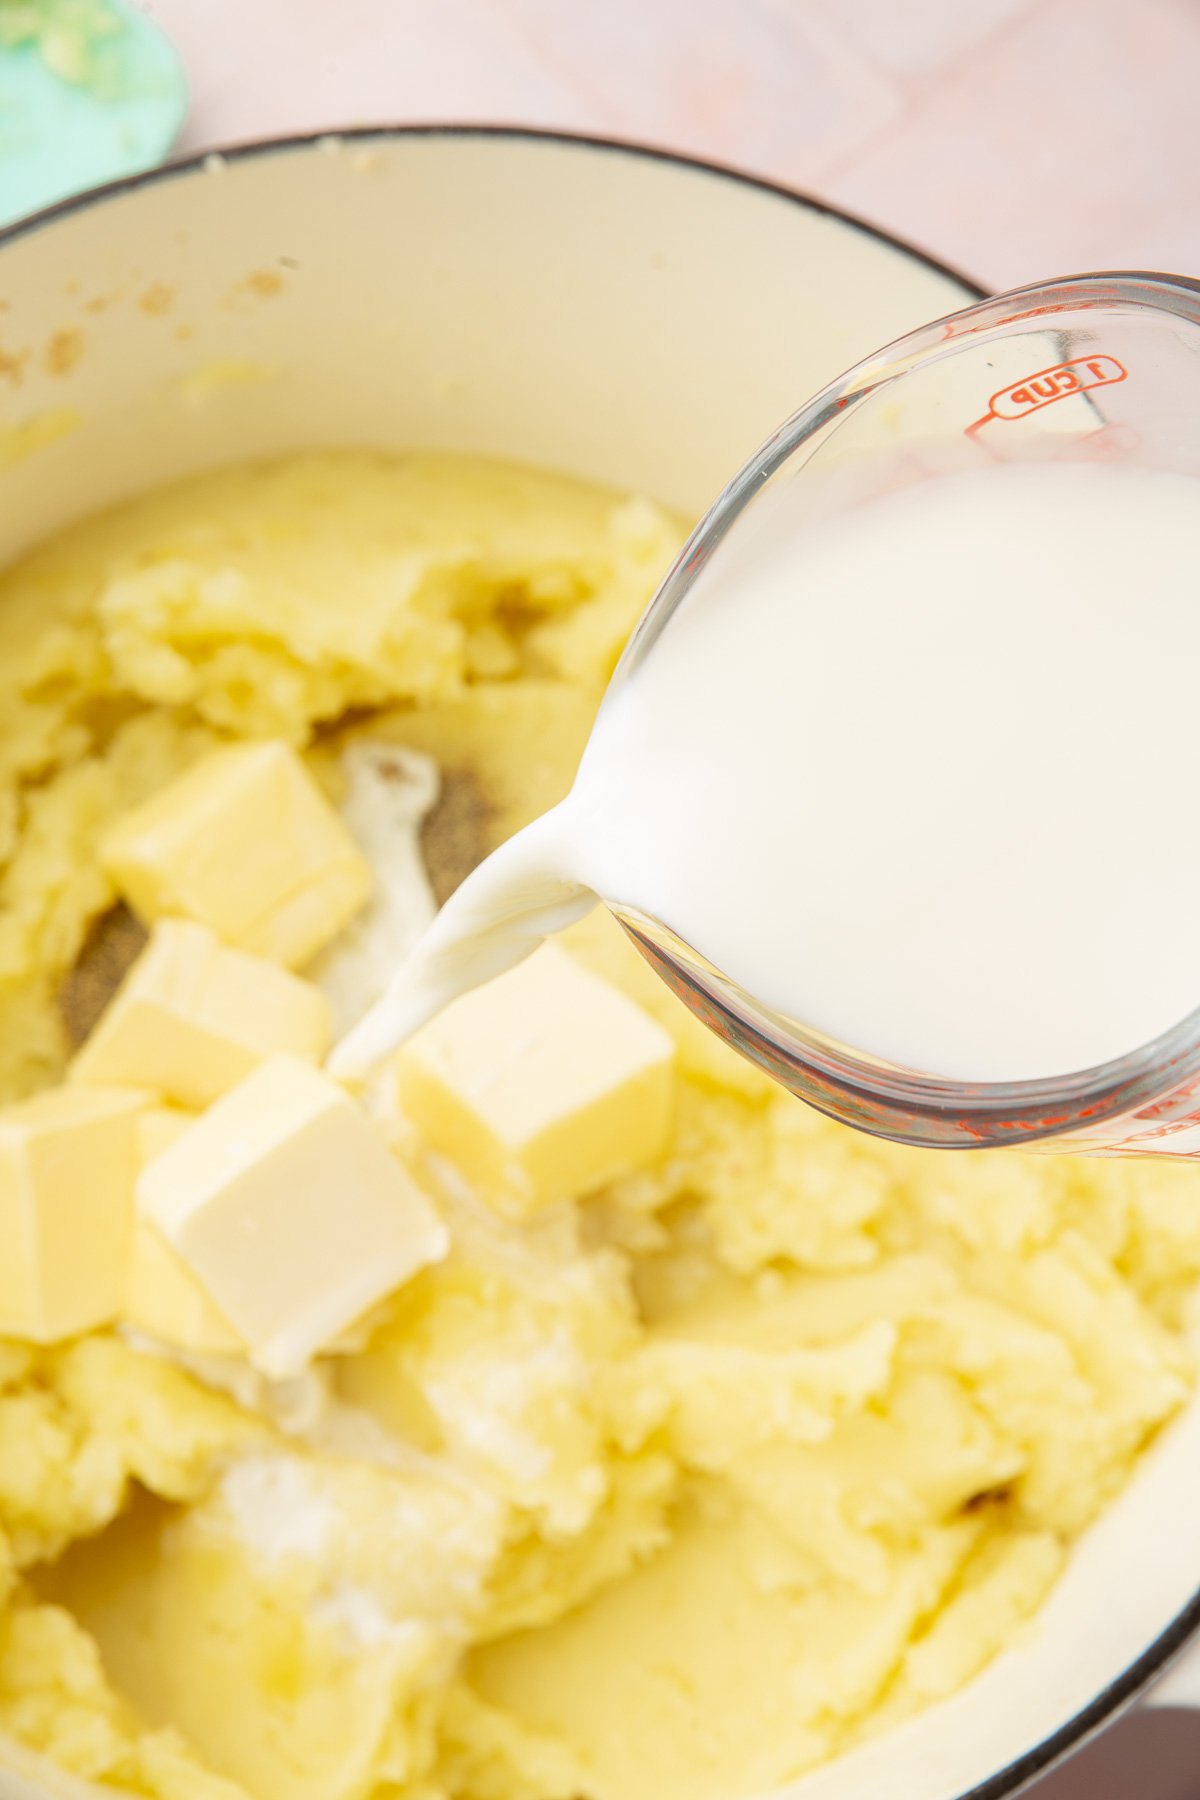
[{"x1": 0, "y1": 0, "x2": 186, "y2": 228}]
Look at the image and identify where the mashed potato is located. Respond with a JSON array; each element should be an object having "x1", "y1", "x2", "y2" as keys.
[{"x1": 0, "y1": 451, "x2": 1197, "y2": 1800}]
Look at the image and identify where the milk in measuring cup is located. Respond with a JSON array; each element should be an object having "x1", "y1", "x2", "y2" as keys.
[{"x1": 334, "y1": 461, "x2": 1200, "y2": 1087}]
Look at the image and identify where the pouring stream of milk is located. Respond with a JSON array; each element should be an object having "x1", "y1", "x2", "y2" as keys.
[{"x1": 332, "y1": 461, "x2": 1200, "y2": 1087}]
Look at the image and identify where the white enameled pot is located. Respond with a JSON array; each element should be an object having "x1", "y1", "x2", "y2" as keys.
[{"x1": 0, "y1": 126, "x2": 1193, "y2": 1800}]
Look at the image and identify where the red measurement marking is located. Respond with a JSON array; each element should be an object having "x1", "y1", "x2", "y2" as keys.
[{"x1": 967, "y1": 354, "x2": 1128, "y2": 434}]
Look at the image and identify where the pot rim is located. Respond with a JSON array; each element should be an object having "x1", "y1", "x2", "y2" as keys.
[
  {"x1": 0, "y1": 119, "x2": 984, "y2": 302},
  {"x1": 962, "y1": 1584, "x2": 1200, "y2": 1798},
  {"x1": 0, "y1": 119, "x2": 1191, "y2": 1800}
]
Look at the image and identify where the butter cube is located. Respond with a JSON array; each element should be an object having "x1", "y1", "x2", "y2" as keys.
[
  {"x1": 102, "y1": 741, "x2": 371, "y2": 968},
  {"x1": 396, "y1": 944, "x2": 676, "y2": 1220},
  {"x1": 140, "y1": 1056, "x2": 449, "y2": 1377},
  {"x1": 70, "y1": 920, "x2": 332, "y2": 1108},
  {"x1": 124, "y1": 1104, "x2": 244, "y2": 1356},
  {"x1": 0, "y1": 1086, "x2": 140, "y2": 1342},
  {"x1": 125, "y1": 1221, "x2": 244, "y2": 1356},
  {"x1": 135, "y1": 1104, "x2": 194, "y2": 1165}
]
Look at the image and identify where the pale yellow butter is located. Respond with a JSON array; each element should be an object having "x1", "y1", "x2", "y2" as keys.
[
  {"x1": 102, "y1": 740, "x2": 372, "y2": 967},
  {"x1": 397, "y1": 943, "x2": 676, "y2": 1220},
  {"x1": 124, "y1": 1103, "x2": 244, "y2": 1356},
  {"x1": 140, "y1": 1055, "x2": 449, "y2": 1377},
  {"x1": 0, "y1": 1085, "x2": 141, "y2": 1341},
  {"x1": 70, "y1": 919, "x2": 332, "y2": 1108},
  {"x1": 134, "y1": 1103, "x2": 194, "y2": 1165},
  {"x1": 124, "y1": 1221, "x2": 244, "y2": 1357}
]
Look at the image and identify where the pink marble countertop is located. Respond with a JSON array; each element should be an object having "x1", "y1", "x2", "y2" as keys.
[{"x1": 147, "y1": 0, "x2": 1200, "y2": 295}]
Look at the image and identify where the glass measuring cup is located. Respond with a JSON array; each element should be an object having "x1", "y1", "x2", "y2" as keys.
[{"x1": 602, "y1": 272, "x2": 1200, "y2": 1158}]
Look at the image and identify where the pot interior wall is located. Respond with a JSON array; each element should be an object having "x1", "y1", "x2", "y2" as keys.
[{"x1": 0, "y1": 131, "x2": 973, "y2": 556}]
